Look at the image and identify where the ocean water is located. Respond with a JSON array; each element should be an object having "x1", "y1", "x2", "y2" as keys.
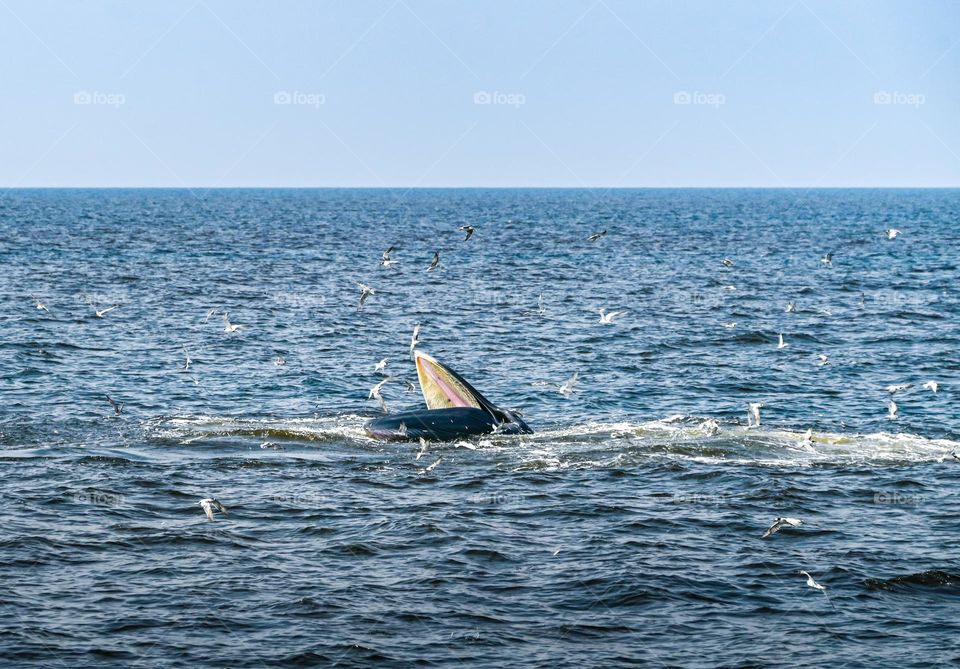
[{"x1": 1, "y1": 188, "x2": 958, "y2": 668}]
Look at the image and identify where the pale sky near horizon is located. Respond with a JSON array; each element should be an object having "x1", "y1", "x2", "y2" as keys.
[{"x1": 1, "y1": 0, "x2": 958, "y2": 187}]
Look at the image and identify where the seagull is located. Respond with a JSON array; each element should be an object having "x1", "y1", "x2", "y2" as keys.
[
  {"x1": 777, "y1": 333, "x2": 788, "y2": 349},
  {"x1": 587, "y1": 230, "x2": 607, "y2": 242},
  {"x1": 404, "y1": 380, "x2": 417, "y2": 393},
  {"x1": 223, "y1": 312, "x2": 242, "y2": 333},
  {"x1": 420, "y1": 457, "x2": 442, "y2": 474},
  {"x1": 182, "y1": 346, "x2": 192, "y2": 370},
  {"x1": 537, "y1": 292, "x2": 546, "y2": 317},
  {"x1": 800, "y1": 571, "x2": 827, "y2": 592},
  {"x1": 427, "y1": 251, "x2": 441, "y2": 272},
  {"x1": 559, "y1": 372, "x2": 579, "y2": 397},
  {"x1": 761, "y1": 517, "x2": 802, "y2": 539},
  {"x1": 798, "y1": 428, "x2": 814, "y2": 450},
  {"x1": 381, "y1": 245, "x2": 398, "y2": 267},
  {"x1": 884, "y1": 228, "x2": 901, "y2": 240},
  {"x1": 415, "y1": 437, "x2": 428, "y2": 461},
  {"x1": 458, "y1": 225, "x2": 475, "y2": 241},
  {"x1": 410, "y1": 322, "x2": 421, "y2": 357},
  {"x1": 35, "y1": 300, "x2": 50, "y2": 313},
  {"x1": 598, "y1": 308, "x2": 626, "y2": 324},
  {"x1": 722, "y1": 322, "x2": 737, "y2": 329},
  {"x1": 701, "y1": 418, "x2": 720, "y2": 436},
  {"x1": 105, "y1": 395, "x2": 124, "y2": 415},
  {"x1": 374, "y1": 358, "x2": 388, "y2": 373},
  {"x1": 203, "y1": 308, "x2": 217, "y2": 323},
  {"x1": 922, "y1": 380, "x2": 939, "y2": 393},
  {"x1": 95, "y1": 305, "x2": 118, "y2": 318},
  {"x1": 952, "y1": 450, "x2": 960, "y2": 462},
  {"x1": 259, "y1": 441, "x2": 282, "y2": 450},
  {"x1": 786, "y1": 302, "x2": 796, "y2": 314},
  {"x1": 747, "y1": 402, "x2": 763, "y2": 428},
  {"x1": 369, "y1": 377, "x2": 391, "y2": 413},
  {"x1": 722, "y1": 258, "x2": 734, "y2": 267},
  {"x1": 198, "y1": 498, "x2": 227, "y2": 521},
  {"x1": 858, "y1": 293, "x2": 866, "y2": 308},
  {"x1": 821, "y1": 253, "x2": 833, "y2": 266},
  {"x1": 357, "y1": 283, "x2": 375, "y2": 311},
  {"x1": 817, "y1": 354, "x2": 829, "y2": 367},
  {"x1": 274, "y1": 356, "x2": 285, "y2": 366},
  {"x1": 886, "y1": 383, "x2": 912, "y2": 394},
  {"x1": 886, "y1": 399, "x2": 898, "y2": 420}
]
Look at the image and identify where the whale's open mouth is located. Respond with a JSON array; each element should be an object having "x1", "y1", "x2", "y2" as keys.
[{"x1": 415, "y1": 351, "x2": 485, "y2": 410}]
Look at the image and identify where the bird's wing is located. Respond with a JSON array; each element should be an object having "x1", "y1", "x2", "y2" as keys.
[{"x1": 202, "y1": 503, "x2": 214, "y2": 520}]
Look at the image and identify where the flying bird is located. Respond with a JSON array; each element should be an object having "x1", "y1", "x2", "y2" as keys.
[
  {"x1": 598, "y1": 308, "x2": 626, "y2": 325},
  {"x1": 817, "y1": 354, "x2": 829, "y2": 367},
  {"x1": 410, "y1": 323, "x2": 421, "y2": 357},
  {"x1": 886, "y1": 383, "x2": 912, "y2": 394},
  {"x1": 357, "y1": 283, "x2": 375, "y2": 311},
  {"x1": 381, "y1": 245, "x2": 398, "y2": 268},
  {"x1": 722, "y1": 322, "x2": 737, "y2": 329},
  {"x1": 105, "y1": 395, "x2": 124, "y2": 415},
  {"x1": 374, "y1": 358, "x2": 388, "y2": 373},
  {"x1": 721, "y1": 258, "x2": 734, "y2": 267},
  {"x1": 427, "y1": 251, "x2": 441, "y2": 272},
  {"x1": 884, "y1": 228, "x2": 901, "y2": 240},
  {"x1": 800, "y1": 571, "x2": 827, "y2": 592},
  {"x1": 420, "y1": 457, "x2": 442, "y2": 474},
  {"x1": 821, "y1": 253, "x2": 833, "y2": 266},
  {"x1": 761, "y1": 517, "x2": 802, "y2": 539},
  {"x1": 35, "y1": 300, "x2": 50, "y2": 313},
  {"x1": 786, "y1": 302, "x2": 796, "y2": 313},
  {"x1": 182, "y1": 346, "x2": 192, "y2": 370},
  {"x1": 559, "y1": 372, "x2": 579, "y2": 397},
  {"x1": 416, "y1": 437, "x2": 428, "y2": 461},
  {"x1": 922, "y1": 380, "x2": 939, "y2": 393},
  {"x1": 798, "y1": 428, "x2": 814, "y2": 450},
  {"x1": 458, "y1": 225, "x2": 475, "y2": 241},
  {"x1": 95, "y1": 305, "x2": 118, "y2": 318},
  {"x1": 886, "y1": 399, "x2": 898, "y2": 420},
  {"x1": 223, "y1": 312, "x2": 242, "y2": 333},
  {"x1": 777, "y1": 333, "x2": 788, "y2": 350},
  {"x1": 274, "y1": 356, "x2": 285, "y2": 366},
  {"x1": 747, "y1": 402, "x2": 763, "y2": 428},
  {"x1": 587, "y1": 230, "x2": 607, "y2": 242},
  {"x1": 537, "y1": 292, "x2": 546, "y2": 317},
  {"x1": 369, "y1": 377, "x2": 391, "y2": 413},
  {"x1": 198, "y1": 498, "x2": 227, "y2": 521}
]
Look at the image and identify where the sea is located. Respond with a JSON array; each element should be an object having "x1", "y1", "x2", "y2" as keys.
[{"x1": 0, "y1": 188, "x2": 958, "y2": 668}]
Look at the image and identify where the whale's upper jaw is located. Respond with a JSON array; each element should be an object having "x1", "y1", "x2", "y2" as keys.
[{"x1": 414, "y1": 351, "x2": 494, "y2": 412}]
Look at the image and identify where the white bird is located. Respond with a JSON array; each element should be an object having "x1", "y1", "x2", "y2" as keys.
[
  {"x1": 886, "y1": 399, "x2": 898, "y2": 420},
  {"x1": 357, "y1": 283, "x2": 375, "y2": 311},
  {"x1": 374, "y1": 358, "x2": 388, "y2": 373},
  {"x1": 259, "y1": 441, "x2": 281, "y2": 450},
  {"x1": 427, "y1": 251, "x2": 441, "y2": 272},
  {"x1": 274, "y1": 356, "x2": 285, "y2": 366},
  {"x1": 381, "y1": 245, "x2": 398, "y2": 267},
  {"x1": 223, "y1": 312, "x2": 242, "y2": 333},
  {"x1": 35, "y1": 300, "x2": 50, "y2": 313},
  {"x1": 786, "y1": 302, "x2": 796, "y2": 313},
  {"x1": 884, "y1": 228, "x2": 901, "y2": 240},
  {"x1": 416, "y1": 437, "x2": 428, "y2": 461},
  {"x1": 95, "y1": 305, "x2": 118, "y2": 318},
  {"x1": 800, "y1": 571, "x2": 827, "y2": 592},
  {"x1": 817, "y1": 354, "x2": 829, "y2": 367},
  {"x1": 761, "y1": 517, "x2": 802, "y2": 539},
  {"x1": 105, "y1": 395, "x2": 124, "y2": 415},
  {"x1": 747, "y1": 402, "x2": 763, "y2": 428},
  {"x1": 922, "y1": 380, "x2": 939, "y2": 393},
  {"x1": 410, "y1": 323, "x2": 421, "y2": 357},
  {"x1": 182, "y1": 346, "x2": 192, "y2": 370},
  {"x1": 598, "y1": 308, "x2": 626, "y2": 325},
  {"x1": 700, "y1": 418, "x2": 720, "y2": 436},
  {"x1": 777, "y1": 333, "x2": 788, "y2": 350},
  {"x1": 722, "y1": 322, "x2": 737, "y2": 329},
  {"x1": 722, "y1": 258, "x2": 734, "y2": 267},
  {"x1": 798, "y1": 428, "x2": 814, "y2": 450},
  {"x1": 203, "y1": 308, "x2": 217, "y2": 323},
  {"x1": 198, "y1": 498, "x2": 227, "y2": 521},
  {"x1": 559, "y1": 372, "x2": 579, "y2": 397},
  {"x1": 886, "y1": 383, "x2": 912, "y2": 394},
  {"x1": 821, "y1": 253, "x2": 833, "y2": 266},
  {"x1": 369, "y1": 377, "x2": 391, "y2": 413},
  {"x1": 420, "y1": 456, "x2": 442, "y2": 474},
  {"x1": 458, "y1": 225, "x2": 475, "y2": 241},
  {"x1": 587, "y1": 230, "x2": 607, "y2": 242},
  {"x1": 537, "y1": 292, "x2": 546, "y2": 317}
]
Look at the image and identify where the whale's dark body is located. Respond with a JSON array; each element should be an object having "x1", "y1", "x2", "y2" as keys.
[{"x1": 364, "y1": 352, "x2": 532, "y2": 442}]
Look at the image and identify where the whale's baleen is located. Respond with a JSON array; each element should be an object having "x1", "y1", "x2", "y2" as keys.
[{"x1": 364, "y1": 351, "x2": 531, "y2": 441}]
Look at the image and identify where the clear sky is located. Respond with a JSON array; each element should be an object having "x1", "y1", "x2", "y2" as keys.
[{"x1": 1, "y1": 0, "x2": 958, "y2": 187}]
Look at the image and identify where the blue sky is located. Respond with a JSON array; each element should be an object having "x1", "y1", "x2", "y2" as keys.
[{"x1": 1, "y1": 0, "x2": 957, "y2": 187}]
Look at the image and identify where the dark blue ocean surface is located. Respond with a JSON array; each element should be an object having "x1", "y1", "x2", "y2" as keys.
[{"x1": 1, "y1": 188, "x2": 959, "y2": 667}]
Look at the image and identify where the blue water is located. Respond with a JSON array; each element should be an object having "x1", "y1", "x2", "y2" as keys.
[{"x1": 1, "y1": 188, "x2": 959, "y2": 668}]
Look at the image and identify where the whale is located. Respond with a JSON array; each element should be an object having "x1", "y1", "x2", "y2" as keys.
[{"x1": 364, "y1": 351, "x2": 532, "y2": 441}]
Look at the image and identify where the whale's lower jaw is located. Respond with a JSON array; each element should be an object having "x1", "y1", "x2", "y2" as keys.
[{"x1": 365, "y1": 408, "x2": 531, "y2": 442}]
